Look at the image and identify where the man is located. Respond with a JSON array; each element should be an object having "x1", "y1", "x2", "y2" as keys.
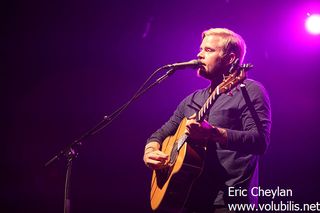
[{"x1": 143, "y1": 28, "x2": 271, "y2": 212}]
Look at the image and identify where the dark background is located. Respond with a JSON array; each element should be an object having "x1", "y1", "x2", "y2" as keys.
[{"x1": 3, "y1": 0, "x2": 320, "y2": 212}]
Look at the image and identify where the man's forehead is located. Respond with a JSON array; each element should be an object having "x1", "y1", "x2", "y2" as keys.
[{"x1": 201, "y1": 35, "x2": 223, "y2": 48}]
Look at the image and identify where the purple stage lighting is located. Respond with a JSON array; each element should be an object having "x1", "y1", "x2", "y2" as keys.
[{"x1": 305, "y1": 13, "x2": 320, "y2": 35}]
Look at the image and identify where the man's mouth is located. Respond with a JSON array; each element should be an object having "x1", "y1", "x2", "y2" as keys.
[{"x1": 199, "y1": 63, "x2": 206, "y2": 71}]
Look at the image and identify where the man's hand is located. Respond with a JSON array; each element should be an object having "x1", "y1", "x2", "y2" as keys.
[
  {"x1": 185, "y1": 114, "x2": 227, "y2": 145},
  {"x1": 143, "y1": 142, "x2": 169, "y2": 170}
]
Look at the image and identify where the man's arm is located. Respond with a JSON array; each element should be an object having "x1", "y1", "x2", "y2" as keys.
[
  {"x1": 224, "y1": 81, "x2": 271, "y2": 154},
  {"x1": 143, "y1": 141, "x2": 168, "y2": 170},
  {"x1": 143, "y1": 96, "x2": 187, "y2": 169}
]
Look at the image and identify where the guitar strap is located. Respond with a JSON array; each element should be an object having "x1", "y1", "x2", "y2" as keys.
[{"x1": 239, "y1": 84, "x2": 264, "y2": 136}]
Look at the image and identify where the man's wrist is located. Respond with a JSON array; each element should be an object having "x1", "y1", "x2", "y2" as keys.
[
  {"x1": 144, "y1": 146, "x2": 156, "y2": 154},
  {"x1": 217, "y1": 128, "x2": 227, "y2": 145},
  {"x1": 209, "y1": 127, "x2": 227, "y2": 145},
  {"x1": 144, "y1": 141, "x2": 160, "y2": 153}
]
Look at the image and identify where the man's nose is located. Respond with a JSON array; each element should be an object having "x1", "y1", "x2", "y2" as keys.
[{"x1": 197, "y1": 51, "x2": 204, "y2": 59}]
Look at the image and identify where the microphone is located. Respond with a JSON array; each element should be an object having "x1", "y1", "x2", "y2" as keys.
[{"x1": 162, "y1": 59, "x2": 204, "y2": 70}]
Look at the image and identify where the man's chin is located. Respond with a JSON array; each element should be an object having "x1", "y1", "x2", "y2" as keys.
[{"x1": 197, "y1": 68, "x2": 209, "y2": 79}]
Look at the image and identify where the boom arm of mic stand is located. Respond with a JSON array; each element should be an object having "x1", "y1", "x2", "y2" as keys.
[
  {"x1": 44, "y1": 67, "x2": 176, "y2": 167},
  {"x1": 78, "y1": 68, "x2": 177, "y2": 136}
]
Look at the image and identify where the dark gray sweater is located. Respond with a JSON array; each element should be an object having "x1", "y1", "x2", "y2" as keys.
[{"x1": 147, "y1": 79, "x2": 272, "y2": 207}]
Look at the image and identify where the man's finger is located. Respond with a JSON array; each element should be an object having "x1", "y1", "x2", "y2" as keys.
[
  {"x1": 146, "y1": 158, "x2": 163, "y2": 165},
  {"x1": 188, "y1": 113, "x2": 197, "y2": 119},
  {"x1": 153, "y1": 150, "x2": 169, "y2": 158},
  {"x1": 149, "y1": 154, "x2": 168, "y2": 161}
]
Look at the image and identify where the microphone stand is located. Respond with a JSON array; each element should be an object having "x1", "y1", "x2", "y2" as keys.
[{"x1": 45, "y1": 67, "x2": 177, "y2": 213}]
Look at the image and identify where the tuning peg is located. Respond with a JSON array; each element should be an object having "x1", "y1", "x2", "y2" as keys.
[{"x1": 240, "y1": 63, "x2": 253, "y2": 69}]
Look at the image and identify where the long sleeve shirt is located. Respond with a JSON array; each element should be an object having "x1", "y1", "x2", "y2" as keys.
[{"x1": 147, "y1": 79, "x2": 272, "y2": 206}]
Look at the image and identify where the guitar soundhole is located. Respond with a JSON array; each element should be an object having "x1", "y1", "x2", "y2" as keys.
[{"x1": 169, "y1": 142, "x2": 179, "y2": 166}]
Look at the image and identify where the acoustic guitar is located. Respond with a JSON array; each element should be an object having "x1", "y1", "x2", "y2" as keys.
[{"x1": 150, "y1": 61, "x2": 252, "y2": 212}]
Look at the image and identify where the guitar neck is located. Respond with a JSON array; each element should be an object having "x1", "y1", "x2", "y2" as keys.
[
  {"x1": 195, "y1": 63, "x2": 251, "y2": 123},
  {"x1": 196, "y1": 87, "x2": 220, "y2": 122}
]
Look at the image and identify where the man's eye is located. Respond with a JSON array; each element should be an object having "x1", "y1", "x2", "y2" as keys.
[{"x1": 205, "y1": 48, "x2": 214, "y2": 52}]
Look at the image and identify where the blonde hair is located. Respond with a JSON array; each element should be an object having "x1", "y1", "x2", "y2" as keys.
[{"x1": 202, "y1": 28, "x2": 247, "y2": 64}]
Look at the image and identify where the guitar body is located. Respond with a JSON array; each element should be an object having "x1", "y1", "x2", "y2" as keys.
[{"x1": 150, "y1": 117, "x2": 206, "y2": 212}]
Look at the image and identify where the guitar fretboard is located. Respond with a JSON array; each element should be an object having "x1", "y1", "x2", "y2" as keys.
[{"x1": 196, "y1": 87, "x2": 219, "y2": 122}]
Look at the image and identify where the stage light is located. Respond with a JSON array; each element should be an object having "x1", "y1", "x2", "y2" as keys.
[{"x1": 305, "y1": 13, "x2": 320, "y2": 35}]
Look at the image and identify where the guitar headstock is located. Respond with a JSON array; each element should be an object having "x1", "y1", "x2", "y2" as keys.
[{"x1": 217, "y1": 62, "x2": 253, "y2": 95}]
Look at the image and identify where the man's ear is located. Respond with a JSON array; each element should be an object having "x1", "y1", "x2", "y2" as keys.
[{"x1": 226, "y1": 52, "x2": 237, "y2": 65}]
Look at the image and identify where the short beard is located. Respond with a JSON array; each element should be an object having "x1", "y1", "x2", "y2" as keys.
[{"x1": 197, "y1": 63, "x2": 226, "y2": 81}]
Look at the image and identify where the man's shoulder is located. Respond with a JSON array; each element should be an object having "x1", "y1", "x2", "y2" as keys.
[
  {"x1": 244, "y1": 78, "x2": 263, "y2": 87},
  {"x1": 244, "y1": 79, "x2": 267, "y2": 92},
  {"x1": 243, "y1": 78, "x2": 270, "y2": 100}
]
